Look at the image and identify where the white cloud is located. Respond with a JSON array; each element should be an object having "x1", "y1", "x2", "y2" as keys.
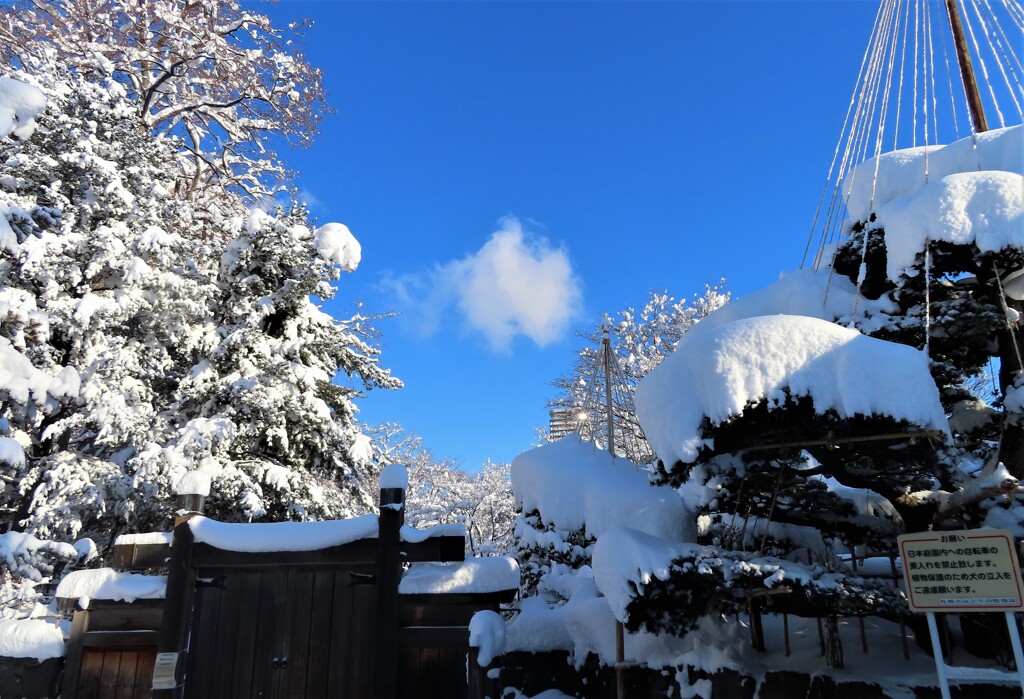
[{"x1": 382, "y1": 216, "x2": 581, "y2": 351}]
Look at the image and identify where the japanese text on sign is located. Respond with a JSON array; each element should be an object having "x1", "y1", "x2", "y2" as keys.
[{"x1": 897, "y1": 529, "x2": 1024, "y2": 612}]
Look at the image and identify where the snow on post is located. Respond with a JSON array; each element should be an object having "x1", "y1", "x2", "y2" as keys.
[
  {"x1": 173, "y1": 470, "x2": 211, "y2": 520},
  {"x1": 379, "y1": 463, "x2": 409, "y2": 490},
  {"x1": 635, "y1": 314, "x2": 950, "y2": 469},
  {"x1": 0, "y1": 77, "x2": 45, "y2": 140}
]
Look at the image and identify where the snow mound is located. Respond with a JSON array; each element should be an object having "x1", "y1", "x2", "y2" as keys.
[
  {"x1": 114, "y1": 532, "x2": 173, "y2": 546},
  {"x1": 0, "y1": 77, "x2": 45, "y2": 140},
  {"x1": 399, "y1": 557, "x2": 520, "y2": 594},
  {"x1": 0, "y1": 619, "x2": 65, "y2": 661},
  {"x1": 56, "y1": 569, "x2": 167, "y2": 607},
  {"x1": 635, "y1": 314, "x2": 949, "y2": 467},
  {"x1": 687, "y1": 268, "x2": 895, "y2": 337},
  {"x1": 511, "y1": 434, "x2": 690, "y2": 541},
  {"x1": 469, "y1": 610, "x2": 506, "y2": 665},
  {"x1": 844, "y1": 124, "x2": 1022, "y2": 221},
  {"x1": 875, "y1": 170, "x2": 1024, "y2": 280},
  {"x1": 188, "y1": 513, "x2": 378, "y2": 552},
  {"x1": 592, "y1": 527, "x2": 694, "y2": 622},
  {"x1": 314, "y1": 222, "x2": 361, "y2": 271}
]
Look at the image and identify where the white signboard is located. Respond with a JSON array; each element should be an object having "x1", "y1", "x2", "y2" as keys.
[
  {"x1": 898, "y1": 528, "x2": 1024, "y2": 612},
  {"x1": 152, "y1": 652, "x2": 179, "y2": 690}
]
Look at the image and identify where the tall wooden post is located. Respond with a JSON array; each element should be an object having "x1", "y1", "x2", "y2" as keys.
[
  {"x1": 376, "y1": 483, "x2": 405, "y2": 699},
  {"x1": 153, "y1": 520, "x2": 196, "y2": 699},
  {"x1": 945, "y1": 0, "x2": 988, "y2": 133}
]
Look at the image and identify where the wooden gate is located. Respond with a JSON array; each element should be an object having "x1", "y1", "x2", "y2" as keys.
[{"x1": 184, "y1": 565, "x2": 378, "y2": 698}]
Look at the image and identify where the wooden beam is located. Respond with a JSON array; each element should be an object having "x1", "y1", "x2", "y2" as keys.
[
  {"x1": 375, "y1": 491, "x2": 404, "y2": 699},
  {"x1": 190, "y1": 536, "x2": 379, "y2": 568},
  {"x1": 81, "y1": 630, "x2": 160, "y2": 648},
  {"x1": 402, "y1": 535, "x2": 466, "y2": 562},
  {"x1": 398, "y1": 626, "x2": 469, "y2": 648},
  {"x1": 111, "y1": 542, "x2": 172, "y2": 570}
]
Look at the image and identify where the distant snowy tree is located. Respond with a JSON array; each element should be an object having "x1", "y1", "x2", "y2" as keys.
[
  {"x1": 550, "y1": 282, "x2": 729, "y2": 461},
  {"x1": 0, "y1": 0, "x2": 328, "y2": 202},
  {"x1": 367, "y1": 423, "x2": 516, "y2": 556}
]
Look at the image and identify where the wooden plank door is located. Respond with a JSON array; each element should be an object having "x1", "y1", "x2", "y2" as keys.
[
  {"x1": 78, "y1": 647, "x2": 156, "y2": 699},
  {"x1": 184, "y1": 565, "x2": 378, "y2": 699}
]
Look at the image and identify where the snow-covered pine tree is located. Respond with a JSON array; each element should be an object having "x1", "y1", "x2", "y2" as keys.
[
  {"x1": 0, "y1": 60, "x2": 400, "y2": 613},
  {"x1": 366, "y1": 423, "x2": 516, "y2": 556}
]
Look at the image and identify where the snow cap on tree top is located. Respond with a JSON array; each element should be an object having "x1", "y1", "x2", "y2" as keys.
[{"x1": 314, "y1": 222, "x2": 361, "y2": 272}]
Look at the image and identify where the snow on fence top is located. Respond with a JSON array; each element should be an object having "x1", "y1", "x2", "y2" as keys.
[
  {"x1": 188, "y1": 513, "x2": 378, "y2": 552},
  {"x1": 843, "y1": 124, "x2": 1022, "y2": 222},
  {"x1": 400, "y1": 523, "x2": 466, "y2": 543},
  {"x1": 398, "y1": 557, "x2": 520, "y2": 595},
  {"x1": 511, "y1": 434, "x2": 690, "y2": 542},
  {"x1": 0, "y1": 619, "x2": 65, "y2": 661},
  {"x1": 56, "y1": 568, "x2": 167, "y2": 608},
  {"x1": 0, "y1": 77, "x2": 45, "y2": 140},
  {"x1": 114, "y1": 532, "x2": 173, "y2": 546},
  {"x1": 635, "y1": 314, "x2": 949, "y2": 468}
]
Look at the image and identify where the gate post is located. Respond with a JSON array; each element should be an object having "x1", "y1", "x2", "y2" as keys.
[
  {"x1": 153, "y1": 519, "x2": 196, "y2": 699},
  {"x1": 376, "y1": 466, "x2": 406, "y2": 699}
]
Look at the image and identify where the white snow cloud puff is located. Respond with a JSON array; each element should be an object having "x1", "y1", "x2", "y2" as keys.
[{"x1": 384, "y1": 216, "x2": 581, "y2": 351}]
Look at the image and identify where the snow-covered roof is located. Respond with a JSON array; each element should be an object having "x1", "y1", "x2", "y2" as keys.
[
  {"x1": 55, "y1": 568, "x2": 167, "y2": 608},
  {"x1": 188, "y1": 513, "x2": 378, "y2": 552},
  {"x1": 399, "y1": 557, "x2": 520, "y2": 594},
  {"x1": 0, "y1": 619, "x2": 65, "y2": 661},
  {"x1": 635, "y1": 314, "x2": 949, "y2": 467},
  {"x1": 511, "y1": 435, "x2": 690, "y2": 542}
]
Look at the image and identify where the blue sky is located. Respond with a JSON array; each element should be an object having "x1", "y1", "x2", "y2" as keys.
[{"x1": 257, "y1": 0, "x2": 881, "y2": 469}]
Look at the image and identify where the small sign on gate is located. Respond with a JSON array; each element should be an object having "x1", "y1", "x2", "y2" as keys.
[
  {"x1": 152, "y1": 652, "x2": 180, "y2": 690},
  {"x1": 897, "y1": 528, "x2": 1024, "y2": 611}
]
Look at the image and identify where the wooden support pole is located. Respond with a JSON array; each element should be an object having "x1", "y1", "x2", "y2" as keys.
[
  {"x1": 615, "y1": 619, "x2": 626, "y2": 699},
  {"x1": 376, "y1": 485, "x2": 404, "y2": 699},
  {"x1": 945, "y1": 0, "x2": 989, "y2": 133}
]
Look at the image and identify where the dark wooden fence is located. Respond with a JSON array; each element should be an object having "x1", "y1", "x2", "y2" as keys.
[{"x1": 62, "y1": 486, "x2": 514, "y2": 699}]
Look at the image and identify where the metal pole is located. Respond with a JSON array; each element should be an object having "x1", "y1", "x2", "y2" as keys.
[
  {"x1": 945, "y1": 0, "x2": 989, "y2": 132},
  {"x1": 602, "y1": 325, "x2": 615, "y2": 457},
  {"x1": 926, "y1": 612, "x2": 953, "y2": 699},
  {"x1": 1003, "y1": 611, "x2": 1024, "y2": 696}
]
